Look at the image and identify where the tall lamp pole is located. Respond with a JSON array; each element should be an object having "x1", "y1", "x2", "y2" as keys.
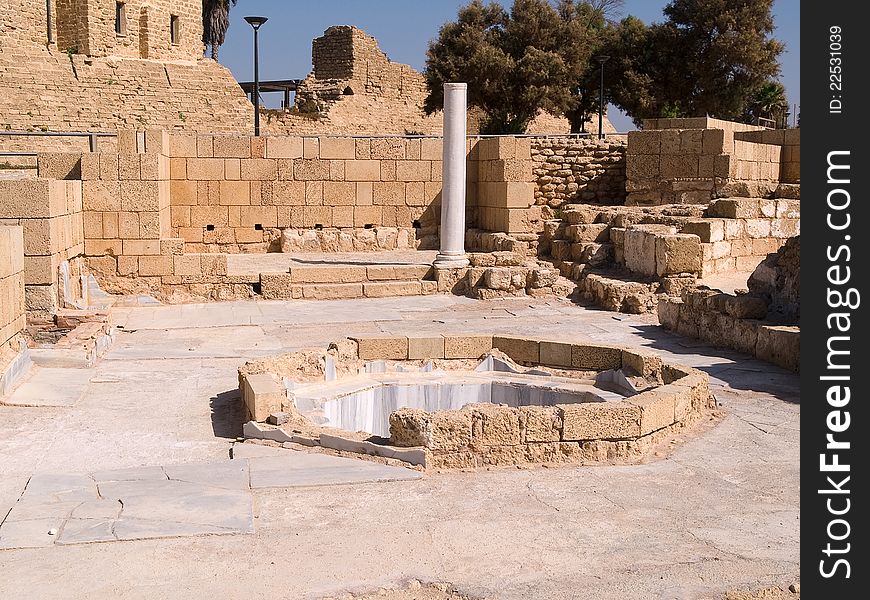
[
  {"x1": 244, "y1": 16, "x2": 268, "y2": 136},
  {"x1": 596, "y1": 55, "x2": 610, "y2": 140}
]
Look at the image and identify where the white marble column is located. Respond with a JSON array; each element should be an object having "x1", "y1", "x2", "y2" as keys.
[{"x1": 434, "y1": 83, "x2": 470, "y2": 269}]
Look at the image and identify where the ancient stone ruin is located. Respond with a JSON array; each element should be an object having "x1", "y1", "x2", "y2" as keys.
[{"x1": 239, "y1": 335, "x2": 714, "y2": 470}]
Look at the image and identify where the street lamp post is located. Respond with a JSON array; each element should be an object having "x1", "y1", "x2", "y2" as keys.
[
  {"x1": 596, "y1": 55, "x2": 610, "y2": 140},
  {"x1": 244, "y1": 16, "x2": 268, "y2": 136}
]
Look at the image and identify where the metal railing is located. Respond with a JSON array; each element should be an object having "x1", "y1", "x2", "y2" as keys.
[{"x1": 0, "y1": 130, "x2": 116, "y2": 153}]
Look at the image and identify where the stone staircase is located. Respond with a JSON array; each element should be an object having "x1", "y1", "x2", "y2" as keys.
[
  {"x1": 223, "y1": 251, "x2": 438, "y2": 301},
  {"x1": 260, "y1": 263, "x2": 437, "y2": 300}
]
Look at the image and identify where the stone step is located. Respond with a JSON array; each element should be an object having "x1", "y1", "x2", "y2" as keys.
[
  {"x1": 288, "y1": 263, "x2": 433, "y2": 284},
  {"x1": 260, "y1": 278, "x2": 439, "y2": 301}
]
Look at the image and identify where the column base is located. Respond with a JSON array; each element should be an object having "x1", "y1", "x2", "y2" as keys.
[{"x1": 433, "y1": 252, "x2": 469, "y2": 269}]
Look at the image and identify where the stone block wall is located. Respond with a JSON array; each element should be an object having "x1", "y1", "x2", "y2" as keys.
[
  {"x1": 54, "y1": 0, "x2": 203, "y2": 60},
  {"x1": 0, "y1": 0, "x2": 252, "y2": 152},
  {"x1": 0, "y1": 179, "x2": 84, "y2": 314},
  {"x1": 626, "y1": 118, "x2": 788, "y2": 205},
  {"x1": 165, "y1": 134, "x2": 451, "y2": 252},
  {"x1": 734, "y1": 128, "x2": 801, "y2": 183},
  {"x1": 0, "y1": 226, "x2": 26, "y2": 349},
  {"x1": 475, "y1": 138, "x2": 543, "y2": 234},
  {"x1": 530, "y1": 137, "x2": 627, "y2": 207}
]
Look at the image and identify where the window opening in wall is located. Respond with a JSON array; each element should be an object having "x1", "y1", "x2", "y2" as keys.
[
  {"x1": 254, "y1": 224, "x2": 263, "y2": 231},
  {"x1": 170, "y1": 15, "x2": 180, "y2": 45},
  {"x1": 115, "y1": 2, "x2": 126, "y2": 36}
]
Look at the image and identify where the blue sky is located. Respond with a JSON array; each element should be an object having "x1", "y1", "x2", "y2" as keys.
[{"x1": 219, "y1": 0, "x2": 800, "y2": 131}]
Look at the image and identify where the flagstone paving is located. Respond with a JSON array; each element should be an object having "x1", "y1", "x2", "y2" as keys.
[{"x1": 0, "y1": 295, "x2": 799, "y2": 600}]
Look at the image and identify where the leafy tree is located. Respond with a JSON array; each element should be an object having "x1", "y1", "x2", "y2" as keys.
[
  {"x1": 202, "y1": 0, "x2": 238, "y2": 61},
  {"x1": 425, "y1": 0, "x2": 605, "y2": 134},
  {"x1": 604, "y1": 0, "x2": 784, "y2": 125}
]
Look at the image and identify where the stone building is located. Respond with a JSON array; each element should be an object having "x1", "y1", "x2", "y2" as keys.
[{"x1": 0, "y1": 0, "x2": 252, "y2": 150}]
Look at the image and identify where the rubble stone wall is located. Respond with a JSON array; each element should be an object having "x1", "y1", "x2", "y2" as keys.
[
  {"x1": 531, "y1": 138, "x2": 627, "y2": 207},
  {"x1": 658, "y1": 287, "x2": 799, "y2": 372}
]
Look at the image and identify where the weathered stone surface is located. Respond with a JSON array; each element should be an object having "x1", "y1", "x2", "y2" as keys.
[
  {"x1": 628, "y1": 390, "x2": 675, "y2": 435},
  {"x1": 571, "y1": 344, "x2": 622, "y2": 370},
  {"x1": 351, "y1": 335, "x2": 408, "y2": 360},
  {"x1": 241, "y1": 373, "x2": 286, "y2": 422},
  {"x1": 539, "y1": 341, "x2": 572, "y2": 367},
  {"x1": 493, "y1": 336, "x2": 539, "y2": 364},
  {"x1": 519, "y1": 406, "x2": 562, "y2": 443},
  {"x1": 443, "y1": 335, "x2": 493, "y2": 359},
  {"x1": 756, "y1": 325, "x2": 800, "y2": 372},
  {"x1": 560, "y1": 402, "x2": 641, "y2": 441},
  {"x1": 655, "y1": 234, "x2": 702, "y2": 276},
  {"x1": 407, "y1": 336, "x2": 445, "y2": 360},
  {"x1": 471, "y1": 406, "x2": 521, "y2": 447}
]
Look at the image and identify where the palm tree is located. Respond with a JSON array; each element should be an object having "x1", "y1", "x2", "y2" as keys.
[
  {"x1": 744, "y1": 81, "x2": 789, "y2": 128},
  {"x1": 202, "y1": 0, "x2": 238, "y2": 61}
]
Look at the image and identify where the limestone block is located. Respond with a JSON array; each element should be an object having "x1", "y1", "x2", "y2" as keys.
[
  {"x1": 567, "y1": 223, "x2": 609, "y2": 243},
  {"x1": 266, "y1": 137, "x2": 303, "y2": 159},
  {"x1": 621, "y1": 349, "x2": 663, "y2": 378},
  {"x1": 172, "y1": 254, "x2": 202, "y2": 277},
  {"x1": 745, "y1": 219, "x2": 771, "y2": 239},
  {"x1": 242, "y1": 372, "x2": 286, "y2": 422},
  {"x1": 407, "y1": 336, "x2": 445, "y2": 360},
  {"x1": 168, "y1": 134, "x2": 197, "y2": 158},
  {"x1": 138, "y1": 255, "x2": 173, "y2": 277},
  {"x1": 351, "y1": 335, "x2": 408, "y2": 360},
  {"x1": 655, "y1": 234, "x2": 702, "y2": 276},
  {"x1": 519, "y1": 406, "x2": 562, "y2": 443},
  {"x1": 661, "y1": 155, "x2": 699, "y2": 178},
  {"x1": 25, "y1": 283, "x2": 58, "y2": 314},
  {"x1": 708, "y1": 198, "x2": 760, "y2": 219},
  {"x1": 396, "y1": 161, "x2": 432, "y2": 182},
  {"x1": 571, "y1": 344, "x2": 622, "y2": 370},
  {"x1": 240, "y1": 159, "x2": 277, "y2": 181},
  {"x1": 299, "y1": 283, "x2": 362, "y2": 300},
  {"x1": 492, "y1": 336, "x2": 539, "y2": 364},
  {"x1": 702, "y1": 129, "x2": 726, "y2": 154},
  {"x1": 626, "y1": 155, "x2": 660, "y2": 180},
  {"x1": 539, "y1": 341, "x2": 572, "y2": 368},
  {"x1": 471, "y1": 405, "x2": 521, "y2": 446},
  {"x1": 756, "y1": 325, "x2": 800, "y2": 372},
  {"x1": 628, "y1": 389, "x2": 676, "y2": 435},
  {"x1": 724, "y1": 294, "x2": 768, "y2": 319},
  {"x1": 363, "y1": 281, "x2": 423, "y2": 298},
  {"x1": 444, "y1": 335, "x2": 493, "y2": 359},
  {"x1": 344, "y1": 160, "x2": 381, "y2": 182},
  {"x1": 770, "y1": 218, "x2": 800, "y2": 238},
  {"x1": 37, "y1": 153, "x2": 81, "y2": 180},
  {"x1": 681, "y1": 219, "x2": 724, "y2": 243},
  {"x1": 483, "y1": 267, "x2": 513, "y2": 291},
  {"x1": 560, "y1": 402, "x2": 641, "y2": 441},
  {"x1": 627, "y1": 131, "x2": 661, "y2": 155},
  {"x1": 259, "y1": 272, "x2": 294, "y2": 300},
  {"x1": 186, "y1": 158, "x2": 224, "y2": 180},
  {"x1": 623, "y1": 228, "x2": 658, "y2": 277},
  {"x1": 213, "y1": 136, "x2": 251, "y2": 159}
]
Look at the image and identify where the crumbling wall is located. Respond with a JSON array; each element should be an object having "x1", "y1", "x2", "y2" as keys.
[
  {"x1": 531, "y1": 138, "x2": 626, "y2": 207},
  {"x1": 0, "y1": 0, "x2": 252, "y2": 152},
  {"x1": 658, "y1": 286, "x2": 799, "y2": 372},
  {"x1": 747, "y1": 235, "x2": 800, "y2": 320}
]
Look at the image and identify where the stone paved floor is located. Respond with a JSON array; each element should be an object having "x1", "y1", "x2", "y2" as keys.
[{"x1": 0, "y1": 295, "x2": 799, "y2": 599}]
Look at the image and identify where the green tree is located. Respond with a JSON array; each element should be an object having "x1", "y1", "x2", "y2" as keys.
[
  {"x1": 602, "y1": 0, "x2": 784, "y2": 125},
  {"x1": 425, "y1": 0, "x2": 606, "y2": 134},
  {"x1": 743, "y1": 80, "x2": 789, "y2": 128},
  {"x1": 202, "y1": 0, "x2": 238, "y2": 61}
]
